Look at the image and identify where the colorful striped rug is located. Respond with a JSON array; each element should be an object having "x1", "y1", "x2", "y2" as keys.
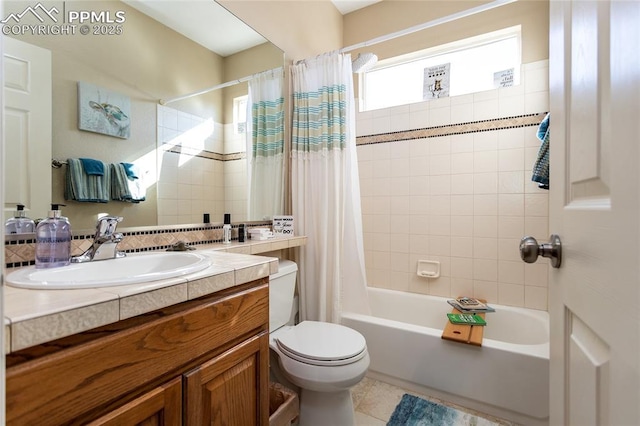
[{"x1": 387, "y1": 394, "x2": 501, "y2": 426}]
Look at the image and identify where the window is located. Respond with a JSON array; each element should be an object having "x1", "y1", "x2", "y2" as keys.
[
  {"x1": 361, "y1": 26, "x2": 521, "y2": 111},
  {"x1": 233, "y1": 95, "x2": 248, "y2": 134}
]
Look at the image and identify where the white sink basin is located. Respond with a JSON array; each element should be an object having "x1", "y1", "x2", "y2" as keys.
[{"x1": 6, "y1": 252, "x2": 212, "y2": 290}]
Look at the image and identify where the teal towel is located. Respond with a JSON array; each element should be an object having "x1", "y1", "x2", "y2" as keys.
[
  {"x1": 531, "y1": 113, "x2": 550, "y2": 189},
  {"x1": 120, "y1": 162, "x2": 138, "y2": 179},
  {"x1": 79, "y1": 157, "x2": 105, "y2": 176},
  {"x1": 111, "y1": 163, "x2": 146, "y2": 203},
  {"x1": 65, "y1": 158, "x2": 110, "y2": 202}
]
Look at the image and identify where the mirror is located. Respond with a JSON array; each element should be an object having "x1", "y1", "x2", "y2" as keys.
[{"x1": 2, "y1": 0, "x2": 284, "y2": 231}]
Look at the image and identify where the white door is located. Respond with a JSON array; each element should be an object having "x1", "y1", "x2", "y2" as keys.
[
  {"x1": 3, "y1": 37, "x2": 52, "y2": 221},
  {"x1": 548, "y1": 1, "x2": 640, "y2": 425}
]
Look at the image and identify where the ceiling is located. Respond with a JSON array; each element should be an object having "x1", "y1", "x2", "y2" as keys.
[{"x1": 123, "y1": 0, "x2": 381, "y2": 57}]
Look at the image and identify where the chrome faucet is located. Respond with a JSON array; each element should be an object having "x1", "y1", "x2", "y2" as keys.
[{"x1": 71, "y1": 216, "x2": 126, "y2": 263}]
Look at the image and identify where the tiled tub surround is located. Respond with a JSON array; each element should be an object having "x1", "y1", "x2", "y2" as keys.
[
  {"x1": 3, "y1": 247, "x2": 303, "y2": 353},
  {"x1": 357, "y1": 60, "x2": 550, "y2": 310}
]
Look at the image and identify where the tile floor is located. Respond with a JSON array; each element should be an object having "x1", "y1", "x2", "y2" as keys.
[{"x1": 351, "y1": 377, "x2": 518, "y2": 426}]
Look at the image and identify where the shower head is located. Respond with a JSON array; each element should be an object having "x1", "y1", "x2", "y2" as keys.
[{"x1": 352, "y1": 53, "x2": 378, "y2": 73}]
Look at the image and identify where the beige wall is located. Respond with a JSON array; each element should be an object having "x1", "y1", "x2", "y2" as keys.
[
  {"x1": 219, "y1": 0, "x2": 344, "y2": 62},
  {"x1": 343, "y1": 0, "x2": 549, "y2": 64}
]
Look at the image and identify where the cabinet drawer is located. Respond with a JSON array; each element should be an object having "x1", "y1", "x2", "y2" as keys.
[{"x1": 6, "y1": 279, "x2": 268, "y2": 425}]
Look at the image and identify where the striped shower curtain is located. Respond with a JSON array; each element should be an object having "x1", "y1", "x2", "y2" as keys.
[
  {"x1": 291, "y1": 53, "x2": 370, "y2": 323},
  {"x1": 246, "y1": 68, "x2": 285, "y2": 220}
]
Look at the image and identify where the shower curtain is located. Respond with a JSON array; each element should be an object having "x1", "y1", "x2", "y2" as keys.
[
  {"x1": 246, "y1": 68, "x2": 285, "y2": 220},
  {"x1": 291, "y1": 52, "x2": 371, "y2": 323}
]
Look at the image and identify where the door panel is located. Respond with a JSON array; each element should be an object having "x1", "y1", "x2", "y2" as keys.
[
  {"x1": 3, "y1": 37, "x2": 52, "y2": 220},
  {"x1": 549, "y1": 1, "x2": 640, "y2": 425}
]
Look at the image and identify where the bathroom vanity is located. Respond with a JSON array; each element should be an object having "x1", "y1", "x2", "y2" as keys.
[{"x1": 3, "y1": 240, "x2": 305, "y2": 425}]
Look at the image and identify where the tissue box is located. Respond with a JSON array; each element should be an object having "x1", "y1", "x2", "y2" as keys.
[{"x1": 273, "y1": 216, "x2": 294, "y2": 236}]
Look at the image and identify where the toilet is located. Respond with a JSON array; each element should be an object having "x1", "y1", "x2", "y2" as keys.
[{"x1": 269, "y1": 260, "x2": 370, "y2": 426}]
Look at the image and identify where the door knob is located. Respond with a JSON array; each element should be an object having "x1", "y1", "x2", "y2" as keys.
[{"x1": 519, "y1": 234, "x2": 562, "y2": 268}]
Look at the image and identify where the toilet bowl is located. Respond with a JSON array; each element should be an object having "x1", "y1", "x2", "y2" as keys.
[{"x1": 269, "y1": 260, "x2": 369, "y2": 426}]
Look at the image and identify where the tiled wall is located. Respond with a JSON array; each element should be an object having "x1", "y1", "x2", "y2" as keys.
[
  {"x1": 156, "y1": 106, "x2": 247, "y2": 225},
  {"x1": 356, "y1": 60, "x2": 550, "y2": 310}
]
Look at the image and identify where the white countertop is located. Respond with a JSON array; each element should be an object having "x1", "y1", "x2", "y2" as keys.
[{"x1": 4, "y1": 235, "x2": 306, "y2": 353}]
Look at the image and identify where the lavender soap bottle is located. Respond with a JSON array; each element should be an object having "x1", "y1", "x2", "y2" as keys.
[{"x1": 35, "y1": 204, "x2": 71, "y2": 268}]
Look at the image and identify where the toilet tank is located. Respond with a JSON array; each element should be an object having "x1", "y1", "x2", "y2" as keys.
[{"x1": 269, "y1": 259, "x2": 298, "y2": 333}]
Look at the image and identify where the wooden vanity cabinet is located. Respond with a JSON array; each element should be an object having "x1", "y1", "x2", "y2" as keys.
[{"x1": 6, "y1": 279, "x2": 270, "y2": 426}]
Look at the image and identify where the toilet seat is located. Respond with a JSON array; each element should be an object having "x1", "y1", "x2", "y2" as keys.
[{"x1": 275, "y1": 321, "x2": 367, "y2": 366}]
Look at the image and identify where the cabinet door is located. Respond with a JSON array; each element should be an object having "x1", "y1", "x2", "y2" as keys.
[
  {"x1": 184, "y1": 333, "x2": 270, "y2": 426},
  {"x1": 87, "y1": 377, "x2": 182, "y2": 426}
]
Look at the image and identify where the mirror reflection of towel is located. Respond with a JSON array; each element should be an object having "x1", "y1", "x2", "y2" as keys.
[
  {"x1": 532, "y1": 113, "x2": 550, "y2": 189},
  {"x1": 111, "y1": 163, "x2": 146, "y2": 203},
  {"x1": 79, "y1": 158, "x2": 105, "y2": 176},
  {"x1": 65, "y1": 158, "x2": 110, "y2": 202}
]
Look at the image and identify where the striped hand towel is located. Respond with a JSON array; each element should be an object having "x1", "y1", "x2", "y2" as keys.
[
  {"x1": 65, "y1": 158, "x2": 110, "y2": 203},
  {"x1": 531, "y1": 113, "x2": 550, "y2": 189},
  {"x1": 111, "y1": 163, "x2": 146, "y2": 203}
]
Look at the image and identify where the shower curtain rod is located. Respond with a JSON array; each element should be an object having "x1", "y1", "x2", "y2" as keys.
[
  {"x1": 159, "y1": 66, "x2": 282, "y2": 105},
  {"x1": 339, "y1": 0, "x2": 518, "y2": 53}
]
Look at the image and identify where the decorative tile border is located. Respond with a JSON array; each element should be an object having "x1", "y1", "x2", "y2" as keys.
[
  {"x1": 4, "y1": 221, "x2": 271, "y2": 268},
  {"x1": 356, "y1": 112, "x2": 548, "y2": 146}
]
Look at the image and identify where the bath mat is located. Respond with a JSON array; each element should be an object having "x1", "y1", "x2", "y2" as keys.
[{"x1": 387, "y1": 394, "x2": 501, "y2": 426}]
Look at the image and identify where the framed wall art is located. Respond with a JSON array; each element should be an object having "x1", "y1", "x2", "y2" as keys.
[{"x1": 78, "y1": 81, "x2": 131, "y2": 138}]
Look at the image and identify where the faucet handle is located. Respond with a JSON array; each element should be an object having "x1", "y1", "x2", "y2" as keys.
[{"x1": 95, "y1": 215, "x2": 123, "y2": 237}]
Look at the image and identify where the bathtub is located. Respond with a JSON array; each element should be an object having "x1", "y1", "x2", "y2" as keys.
[{"x1": 341, "y1": 288, "x2": 549, "y2": 422}]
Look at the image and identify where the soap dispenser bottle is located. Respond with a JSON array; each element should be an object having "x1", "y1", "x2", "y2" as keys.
[
  {"x1": 222, "y1": 213, "x2": 232, "y2": 244},
  {"x1": 35, "y1": 204, "x2": 72, "y2": 269},
  {"x1": 5, "y1": 204, "x2": 36, "y2": 234}
]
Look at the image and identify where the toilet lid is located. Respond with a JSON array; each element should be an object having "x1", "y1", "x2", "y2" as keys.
[{"x1": 275, "y1": 321, "x2": 367, "y2": 366}]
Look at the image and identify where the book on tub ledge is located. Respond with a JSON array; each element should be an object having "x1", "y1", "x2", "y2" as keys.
[{"x1": 447, "y1": 297, "x2": 495, "y2": 313}]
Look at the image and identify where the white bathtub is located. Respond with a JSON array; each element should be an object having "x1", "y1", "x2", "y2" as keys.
[{"x1": 341, "y1": 288, "x2": 549, "y2": 422}]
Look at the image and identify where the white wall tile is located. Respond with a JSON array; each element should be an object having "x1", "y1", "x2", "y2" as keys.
[
  {"x1": 451, "y1": 195, "x2": 474, "y2": 215},
  {"x1": 498, "y1": 194, "x2": 525, "y2": 216},
  {"x1": 498, "y1": 283, "x2": 525, "y2": 306},
  {"x1": 451, "y1": 215, "x2": 474, "y2": 236},
  {"x1": 525, "y1": 285, "x2": 548, "y2": 310},
  {"x1": 473, "y1": 237, "x2": 498, "y2": 260},
  {"x1": 498, "y1": 216, "x2": 524, "y2": 239},
  {"x1": 451, "y1": 237, "x2": 473, "y2": 258},
  {"x1": 474, "y1": 151, "x2": 498, "y2": 173},
  {"x1": 451, "y1": 257, "x2": 474, "y2": 279},
  {"x1": 525, "y1": 263, "x2": 549, "y2": 287},
  {"x1": 525, "y1": 90, "x2": 549, "y2": 114},
  {"x1": 473, "y1": 173, "x2": 498, "y2": 194},
  {"x1": 451, "y1": 133, "x2": 474, "y2": 153},
  {"x1": 451, "y1": 103, "x2": 474, "y2": 124},
  {"x1": 451, "y1": 278, "x2": 474, "y2": 297},
  {"x1": 474, "y1": 216, "x2": 498, "y2": 237},
  {"x1": 474, "y1": 194, "x2": 498, "y2": 215},
  {"x1": 525, "y1": 193, "x2": 549, "y2": 216},
  {"x1": 498, "y1": 238, "x2": 521, "y2": 262},
  {"x1": 430, "y1": 107, "x2": 451, "y2": 127},
  {"x1": 451, "y1": 174, "x2": 474, "y2": 195},
  {"x1": 499, "y1": 171, "x2": 525, "y2": 193},
  {"x1": 498, "y1": 260, "x2": 525, "y2": 285},
  {"x1": 430, "y1": 154, "x2": 451, "y2": 175},
  {"x1": 474, "y1": 99, "x2": 500, "y2": 121},
  {"x1": 473, "y1": 280, "x2": 498, "y2": 303},
  {"x1": 409, "y1": 109, "x2": 430, "y2": 129},
  {"x1": 357, "y1": 61, "x2": 548, "y2": 309},
  {"x1": 451, "y1": 153, "x2": 474, "y2": 174}
]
